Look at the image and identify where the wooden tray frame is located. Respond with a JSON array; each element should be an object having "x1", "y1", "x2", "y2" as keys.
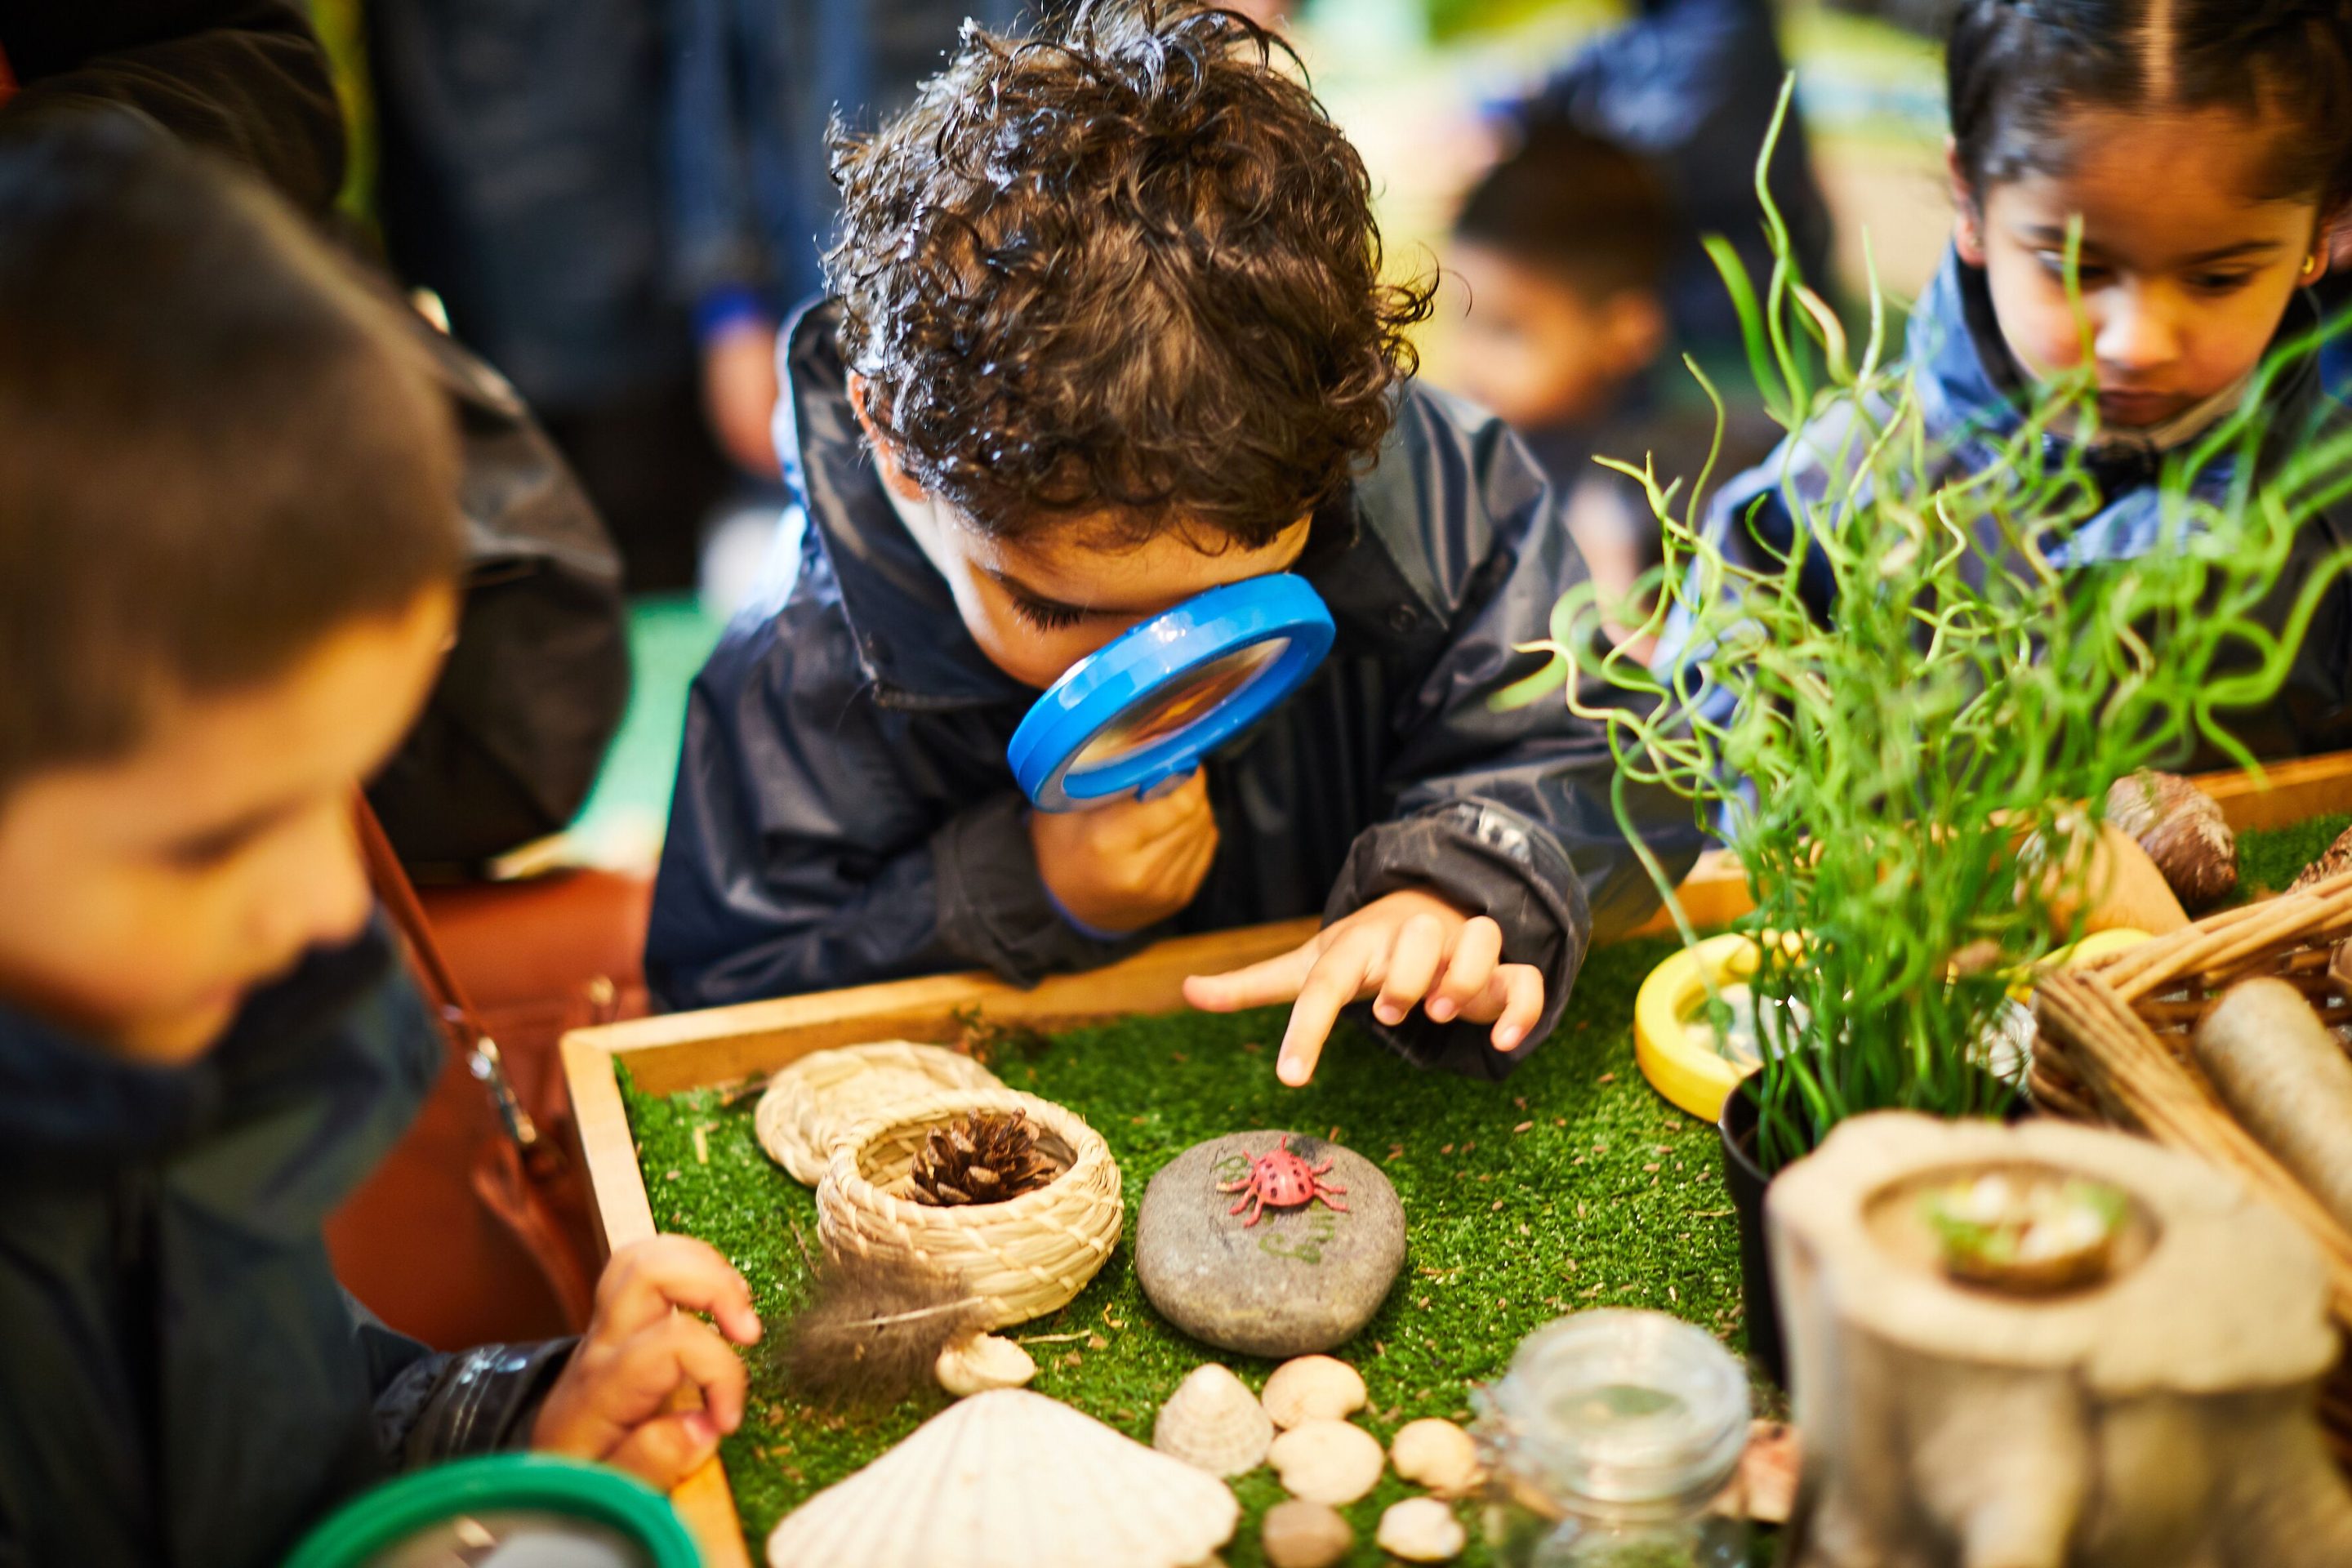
[{"x1": 560, "y1": 751, "x2": 2352, "y2": 1565}]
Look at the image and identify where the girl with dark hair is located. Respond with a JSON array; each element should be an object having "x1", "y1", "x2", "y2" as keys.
[{"x1": 1686, "y1": 0, "x2": 2352, "y2": 762}]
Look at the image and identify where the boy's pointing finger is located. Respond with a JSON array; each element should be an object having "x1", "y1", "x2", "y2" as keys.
[{"x1": 1182, "y1": 938, "x2": 1322, "y2": 1012}]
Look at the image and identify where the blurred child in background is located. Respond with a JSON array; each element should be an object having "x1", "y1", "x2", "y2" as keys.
[
  {"x1": 1502, "y1": 0, "x2": 1834, "y2": 359},
  {"x1": 1448, "y1": 119, "x2": 1775, "y2": 635}
]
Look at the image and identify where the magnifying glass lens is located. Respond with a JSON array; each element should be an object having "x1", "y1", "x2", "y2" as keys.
[
  {"x1": 370, "y1": 1511, "x2": 651, "y2": 1567},
  {"x1": 1069, "y1": 637, "x2": 1290, "y2": 772}
]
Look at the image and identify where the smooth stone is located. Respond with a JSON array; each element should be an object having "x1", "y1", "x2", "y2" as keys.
[
  {"x1": 1135, "y1": 1132, "x2": 1405, "y2": 1357},
  {"x1": 1260, "y1": 1499, "x2": 1353, "y2": 1568}
]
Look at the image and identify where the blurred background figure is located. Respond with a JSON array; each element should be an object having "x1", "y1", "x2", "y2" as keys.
[
  {"x1": 1450, "y1": 121, "x2": 1673, "y2": 484},
  {"x1": 666, "y1": 0, "x2": 1024, "y2": 484},
  {"x1": 366, "y1": 0, "x2": 730, "y2": 593},
  {"x1": 1495, "y1": 0, "x2": 1837, "y2": 358},
  {"x1": 1448, "y1": 119, "x2": 1695, "y2": 625}
]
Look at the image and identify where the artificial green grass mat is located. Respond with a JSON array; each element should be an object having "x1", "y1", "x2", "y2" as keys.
[
  {"x1": 621, "y1": 934, "x2": 1744, "y2": 1565},
  {"x1": 2236, "y1": 813, "x2": 2351, "y2": 898}
]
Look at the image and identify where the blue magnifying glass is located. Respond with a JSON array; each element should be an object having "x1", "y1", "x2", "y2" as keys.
[{"x1": 1007, "y1": 573, "x2": 1335, "y2": 812}]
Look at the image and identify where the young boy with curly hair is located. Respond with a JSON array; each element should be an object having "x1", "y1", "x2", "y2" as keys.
[
  {"x1": 646, "y1": 1, "x2": 1696, "y2": 1086},
  {"x1": 0, "y1": 125, "x2": 758, "y2": 1568}
]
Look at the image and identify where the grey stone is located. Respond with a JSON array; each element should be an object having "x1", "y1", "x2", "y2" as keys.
[{"x1": 1134, "y1": 1131, "x2": 1405, "y2": 1357}]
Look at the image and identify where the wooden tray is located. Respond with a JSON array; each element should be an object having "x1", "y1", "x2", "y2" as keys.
[
  {"x1": 564, "y1": 920, "x2": 1313, "y2": 1566},
  {"x1": 561, "y1": 752, "x2": 2352, "y2": 1563}
]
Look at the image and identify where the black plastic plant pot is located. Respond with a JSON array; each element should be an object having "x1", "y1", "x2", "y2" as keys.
[
  {"x1": 1720, "y1": 1070, "x2": 2031, "y2": 1391},
  {"x1": 1717, "y1": 1080, "x2": 1788, "y2": 1388}
]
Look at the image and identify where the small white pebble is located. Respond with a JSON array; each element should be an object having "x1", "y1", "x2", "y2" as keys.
[
  {"x1": 1261, "y1": 1355, "x2": 1365, "y2": 1429},
  {"x1": 1377, "y1": 1497, "x2": 1467, "y2": 1562}
]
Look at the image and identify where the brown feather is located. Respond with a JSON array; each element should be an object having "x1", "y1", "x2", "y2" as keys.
[{"x1": 777, "y1": 1244, "x2": 987, "y2": 1407}]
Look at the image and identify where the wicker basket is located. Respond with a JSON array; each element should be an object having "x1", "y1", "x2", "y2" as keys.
[
  {"x1": 817, "y1": 1089, "x2": 1122, "y2": 1330},
  {"x1": 2032, "y1": 865, "x2": 2352, "y2": 1468},
  {"x1": 755, "y1": 1041, "x2": 1004, "y2": 1185}
]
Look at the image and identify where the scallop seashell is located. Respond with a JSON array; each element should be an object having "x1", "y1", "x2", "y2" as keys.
[
  {"x1": 1153, "y1": 1363, "x2": 1273, "y2": 1476},
  {"x1": 1259, "y1": 1499, "x2": 1352, "y2": 1568},
  {"x1": 766, "y1": 1388, "x2": 1237, "y2": 1568},
  {"x1": 934, "y1": 1332, "x2": 1036, "y2": 1396},
  {"x1": 1389, "y1": 1417, "x2": 1482, "y2": 1498},
  {"x1": 1260, "y1": 1355, "x2": 1365, "y2": 1429},
  {"x1": 1376, "y1": 1498, "x2": 1467, "y2": 1563},
  {"x1": 1267, "y1": 1419, "x2": 1384, "y2": 1506},
  {"x1": 755, "y1": 1041, "x2": 1002, "y2": 1184}
]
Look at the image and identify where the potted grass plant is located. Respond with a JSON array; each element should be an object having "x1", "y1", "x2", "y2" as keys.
[{"x1": 1503, "y1": 91, "x2": 2352, "y2": 1375}]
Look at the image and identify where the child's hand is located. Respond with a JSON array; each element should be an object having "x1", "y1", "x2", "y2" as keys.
[
  {"x1": 700, "y1": 318, "x2": 783, "y2": 478},
  {"x1": 1183, "y1": 889, "x2": 1545, "y2": 1085},
  {"x1": 531, "y1": 1236, "x2": 763, "y2": 1489},
  {"x1": 1028, "y1": 770, "x2": 1219, "y2": 934}
]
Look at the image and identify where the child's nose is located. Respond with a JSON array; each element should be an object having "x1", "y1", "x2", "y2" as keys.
[
  {"x1": 2093, "y1": 287, "x2": 2180, "y2": 374},
  {"x1": 252, "y1": 803, "x2": 373, "y2": 961}
]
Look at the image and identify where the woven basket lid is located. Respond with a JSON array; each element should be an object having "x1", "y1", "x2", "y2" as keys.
[{"x1": 755, "y1": 1041, "x2": 1003, "y2": 1185}]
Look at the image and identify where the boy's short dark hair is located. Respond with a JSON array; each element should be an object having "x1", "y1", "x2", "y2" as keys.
[
  {"x1": 826, "y1": 0, "x2": 1434, "y2": 551},
  {"x1": 0, "y1": 120, "x2": 461, "y2": 798},
  {"x1": 1454, "y1": 119, "x2": 1673, "y2": 303}
]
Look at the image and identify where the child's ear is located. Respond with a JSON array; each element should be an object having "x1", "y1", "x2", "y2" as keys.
[
  {"x1": 1946, "y1": 137, "x2": 1988, "y2": 267},
  {"x1": 846, "y1": 372, "x2": 927, "y2": 503},
  {"x1": 1603, "y1": 290, "x2": 1668, "y2": 381}
]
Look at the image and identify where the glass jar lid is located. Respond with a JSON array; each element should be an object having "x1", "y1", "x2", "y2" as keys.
[{"x1": 1482, "y1": 1309, "x2": 1749, "y2": 1510}]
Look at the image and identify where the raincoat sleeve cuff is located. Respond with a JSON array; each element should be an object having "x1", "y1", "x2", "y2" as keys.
[
  {"x1": 1322, "y1": 799, "x2": 1592, "y2": 1080},
  {"x1": 385, "y1": 1338, "x2": 580, "y2": 1467},
  {"x1": 930, "y1": 793, "x2": 1149, "y2": 985}
]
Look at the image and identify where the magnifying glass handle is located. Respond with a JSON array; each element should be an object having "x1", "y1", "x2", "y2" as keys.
[{"x1": 1136, "y1": 768, "x2": 1197, "y2": 804}]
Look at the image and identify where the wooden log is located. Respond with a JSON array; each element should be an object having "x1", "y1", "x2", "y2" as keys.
[
  {"x1": 2194, "y1": 978, "x2": 2352, "y2": 1234},
  {"x1": 1771, "y1": 1113, "x2": 2352, "y2": 1568}
]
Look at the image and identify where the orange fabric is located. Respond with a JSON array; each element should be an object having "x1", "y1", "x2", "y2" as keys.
[{"x1": 327, "y1": 814, "x2": 652, "y2": 1348}]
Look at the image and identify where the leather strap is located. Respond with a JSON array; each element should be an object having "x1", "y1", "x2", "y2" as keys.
[
  {"x1": 355, "y1": 796, "x2": 597, "y2": 1324},
  {"x1": 356, "y1": 798, "x2": 550, "y2": 1169}
]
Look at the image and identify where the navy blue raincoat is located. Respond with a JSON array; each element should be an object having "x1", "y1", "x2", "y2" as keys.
[
  {"x1": 1674, "y1": 252, "x2": 2352, "y2": 762},
  {"x1": 646, "y1": 303, "x2": 1700, "y2": 1077},
  {"x1": 0, "y1": 929, "x2": 572, "y2": 1568}
]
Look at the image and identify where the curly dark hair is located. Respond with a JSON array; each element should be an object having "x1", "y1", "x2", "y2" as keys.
[{"x1": 825, "y1": 0, "x2": 1435, "y2": 550}]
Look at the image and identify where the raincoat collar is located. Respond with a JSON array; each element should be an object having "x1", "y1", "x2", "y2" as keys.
[
  {"x1": 0, "y1": 924, "x2": 403, "y2": 1173},
  {"x1": 773, "y1": 300, "x2": 1439, "y2": 710}
]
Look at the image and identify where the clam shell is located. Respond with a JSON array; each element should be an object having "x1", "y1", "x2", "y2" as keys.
[
  {"x1": 1389, "y1": 1418, "x2": 1482, "y2": 1498},
  {"x1": 766, "y1": 1389, "x2": 1237, "y2": 1568},
  {"x1": 1260, "y1": 1355, "x2": 1365, "y2": 1429},
  {"x1": 755, "y1": 1042, "x2": 1002, "y2": 1184},
  {"x1": 935, "y1": 1333, "x2": 1036, "y2": 1396},
  {"x1": 1267, "y1": 1419, "x2": 1384, "y2": 1506},
  {"x1": 1260, "y1": 1499, "x2": 1352, "y2": 1568},
  {"x1": 1153, "y1": 1363, "x2": 1273, "y2": 1476},
  {"x1": 1376, "y1": 1498, "x2": 1467, "y2": 1563}
]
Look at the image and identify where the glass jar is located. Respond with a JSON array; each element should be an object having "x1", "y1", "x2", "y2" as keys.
[{"x1": 1474, "y1": 1309, "x2": 1752, "y2": 1568}]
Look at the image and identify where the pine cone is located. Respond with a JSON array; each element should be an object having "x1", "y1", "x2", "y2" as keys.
[
  {"x1": 908, "y1": 1111, "x2": 1059, "y2": 1207},
  {"x1": 2106, "y1": 771, "x2": 2236, "y2": 911},
  {"x1": 2292, "y1": 823, "x2": 2352, "y2": 895}
]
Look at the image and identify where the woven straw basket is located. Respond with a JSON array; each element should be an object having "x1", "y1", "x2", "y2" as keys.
[
  {"x1": 2032, "y1": 864, "x2": 2352, "y2": 1469},
  {"x1": 817, "y1": 1088, "x2": 1123, "y2": 1330},
  {"x1": 755, "y1": 1040, "x2": 1003, "y2": 1186}
]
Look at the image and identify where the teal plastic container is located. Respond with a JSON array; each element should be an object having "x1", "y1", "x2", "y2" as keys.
[{"x1": 284, "y1": 1454, "x2": 702, "y2": 1568}]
